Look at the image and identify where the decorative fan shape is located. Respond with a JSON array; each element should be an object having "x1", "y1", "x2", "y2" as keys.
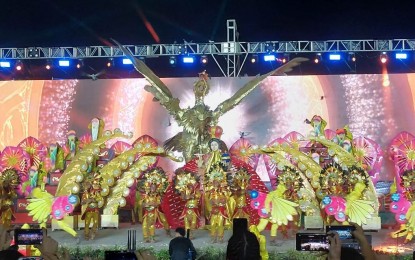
[
  {"x1": 0, "y1": 146, "x2": 31, "y2": 172},
  {"x1": 353, "y1": 137, "x2": 378, "y2": 170},
  {"x1": 390, "y1": 131, "x2": 415, "y2": 160},
  {"x1": 110, "y1": 141, "x2": 132, "y2": 156},
  {"x1": 78, "y1": 134, "x2": 92, "y2": 149},
  {"x1": 229, "y1": 137, "x2": 259, "y2": 169},
  {"x1": 18, "y1": 136, "x2": 48, "y2": 167},
  {"x1": 394, "y1": 138, "x2": 415, "y2": 174},
  {"x1": 283, "y1": 131, "x2": 306, "y2": 150},
  {"x1": 324, "y1": 129, "x2": 337, "y2": 141}
]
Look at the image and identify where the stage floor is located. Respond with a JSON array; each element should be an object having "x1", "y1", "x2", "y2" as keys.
[{"x1": 47, "y1": 223, "x2": 414, "y2": 256}]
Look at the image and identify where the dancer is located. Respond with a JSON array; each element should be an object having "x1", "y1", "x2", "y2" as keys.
[
  {"x1": 138, "y1": 167, "x2": 171, "y2": 242},
  {"x1": 81, "y1": 174, "x2": 103, "y2": 240},
  {"x1": 174, "y1": 170, "x2": 201, "y2": 239}
]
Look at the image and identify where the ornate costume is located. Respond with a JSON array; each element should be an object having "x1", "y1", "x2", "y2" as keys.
[
  {"x1": 137, "y1": 167, "x2": 170, "y2": 243},
  {"x1": 81, "y1": 175, "x2": 104, "y2": 240}
]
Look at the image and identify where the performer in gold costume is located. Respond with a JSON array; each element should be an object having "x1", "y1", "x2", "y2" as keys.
[
  {"x1": 116, "y1": 40, "x2": 307, "y2": 162},
  {"x1": 81, "y1": 174, "x2": 103, "y2": 240},
  {"x1": 0, "y1": 169, "x2": 19, "y2": 228},
  {"x1": 138, "y1": 167, "x2": 171, "y2": 243},
  {"x1": 205, "y1": 164, "x2": 230, "y2": 243},
  {"x1": 228, "y1": 168, "x2": 250, "y2": 221},
  {"x1": 174, "y1": 170, "x2": 201, "y2": 239}
]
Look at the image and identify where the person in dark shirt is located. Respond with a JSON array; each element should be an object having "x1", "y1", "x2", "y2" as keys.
[
  {"x1": 226, "y1": 218, "x2": 260, "y2": 260},
  {"x1": 169, "y1": 227, "x2": 197, "y2": 260}
]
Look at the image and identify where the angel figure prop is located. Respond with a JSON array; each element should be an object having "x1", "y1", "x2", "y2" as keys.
[{"x1": 115, "y1": 40, "x2": 307, "y2": 162}]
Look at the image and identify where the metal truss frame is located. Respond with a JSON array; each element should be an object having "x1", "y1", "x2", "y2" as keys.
[{"x1": 1, "y1": 38, "x2": 415, "y2": 77}]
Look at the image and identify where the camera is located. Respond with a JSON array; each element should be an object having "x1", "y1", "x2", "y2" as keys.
[
  {"x1": 296, "y1": 233, "x2": 329, "y2": 251},
  {"x1": 326, "y1": 225, "x2": 356, "y2": 240},
  {"x1": 14, "y1": 229, "x2": 43, "y2": 245}
]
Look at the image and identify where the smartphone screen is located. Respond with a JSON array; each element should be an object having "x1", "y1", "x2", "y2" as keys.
[
  {"x1": 296, "y1": 233, "x2": 329, "y2": 251},
  {"x1": 326, "y1": 225, "x2": 355, "y2": 240},
  {"x1": 14, "y1": 229, "x2": 43, "y2": 245}
]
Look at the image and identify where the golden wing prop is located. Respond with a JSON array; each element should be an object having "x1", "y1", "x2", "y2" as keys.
[
  {"x1": 114, "y1": 40, "x2": 182, "y2": 116},
  {"x1": 309, "y1": 136, "x2": 358, "y2": 167},
  {"x1": 103, "y1": 147, "x2": 182, "y2": 215},
  {"x1": 248, "y1": 146, "x2": 317, "y2": 201},
  {"x1": 56, "y1": 131, "x2": 128, "y2": 196},
  {"x1": 273, "y1": 145, "x2": 322, "y2": 189},
  {"x1": 213, "y1": 57, "x2": 308, "y2": 120},
  {"x1": 265, "y1": 186, "x2": 299, "y2": 226}
]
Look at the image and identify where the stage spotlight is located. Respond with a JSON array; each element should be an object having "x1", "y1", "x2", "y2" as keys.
[
  {"x1": 182, "y1": 56, "x2": 195, "y2": 64},
  {"x1": 0, "y1": 61, "x2": 11, "y2": 68},
  {"x1": 106, "y1": 58, "x2": 114, "y2": 68},
  {"x1": 28, "y1": 48, "x2": 39, "y2": 58},
  {"x1": 329, "y1": 54, "x2": 341, "y2": 61},
  {"x1": 265, "y1": 42, "x2": 275, "y2": 53},
  {"x1": 169, "y1": 56, "x2": 177, "y2": 66},
  {"x1": 314, "y1": 53, "x2": 322, "y2": 64},
  {"x1": 58, "y1": 60, "x2": 70, "y2": 67},
  {"x1": 45, "y1": 60, "x2": 52, "y2": 70},
  {"x1": 200, "y1": 55, "x2": 208, "y2": 64},
  {"x1": 395, "y1": 52, "x2": 408, "y2": 60},
  {"x1": 250, "y1": 54, "x2": 258, "y2": 63},
  {"x1": 264, "y1": 54, "x2": 276, "y2": 62},
  {"x1": 76, "y1": 60, "x2": 84, "y2": 69},
  {"x1": 122, "y1": 58, "x2": 133, "y2": 65},
  {"x1": 380, "y1": 52, "x2": 388, "y2": 64},
  {"x1": 348, "y1": 53, "x2": 356, "y2": 62},
  {"x1": 15, "y1": 60, "x2": 23, "y2": 71}
]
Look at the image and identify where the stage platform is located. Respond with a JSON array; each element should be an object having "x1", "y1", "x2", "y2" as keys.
[{"x1": 47, "y1": 223, "x2": 414, "y2": 257}]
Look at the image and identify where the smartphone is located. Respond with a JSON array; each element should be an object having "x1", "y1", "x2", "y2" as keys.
[
  {"x1": 14, "y1": 229, "x2": 43, "y2": 245},
  {"x1": 326, "y1": 225, "x2": 356, "y2": 240},
  {"x1": 296, "y1": 233, "x2": 329, "y2": 251}
]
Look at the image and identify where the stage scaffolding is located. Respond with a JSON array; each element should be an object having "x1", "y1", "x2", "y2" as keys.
[{"x1": 1, "y1": 20, "x2": 415, "y2": 77}]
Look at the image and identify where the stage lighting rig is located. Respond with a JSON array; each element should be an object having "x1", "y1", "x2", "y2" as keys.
[
  {"x1": 380, "y1": 52, "x2": 388, "y2": 64},
  {"x1": 200, "y1": 55, "x2": 208, "y2": 65}
]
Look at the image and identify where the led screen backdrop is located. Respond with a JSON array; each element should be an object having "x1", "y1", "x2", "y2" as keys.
[{"x1": 1, "y1": 73, "x2": 415, "y2": 180}]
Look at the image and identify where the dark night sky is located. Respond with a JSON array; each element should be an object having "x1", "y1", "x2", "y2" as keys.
[{"x1": 1, "y1": 0, "x2": 415, "y2": 48}]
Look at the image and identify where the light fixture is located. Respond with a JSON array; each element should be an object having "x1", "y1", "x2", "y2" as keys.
[
  {"x1": 15, "y1": 60, "x2": 23, "y2": 71},
  {"x1": 329, "y1": 54, "x2": 341, "y2": 61},
  {"x1": 380, "y1": 52, "x2": 388, "y2": 64},
  {"x1": 169, "y1": 56, "x2": 177, "y2": 66},
  {"x1": 200, "y1": 55, "x2": 208, "y2": 64},
  {"x1": 28, "y1": 48, "x2": 39, "y2": 58},
  {"x1": 182, "y1": 56, "x2": 194, "y2": 64},
  {"x1": 0, "y1": 61, "x2": 11, "y2": 68},
  {"x1": 58, "y1": 60, "x2": 70, "y2": 67},
  {"x1": 395, "y1": 52, "x2": 408, "y2": 60},
  {"x1": 264, "y1": 54, "x2": 276, "y2": 62},
  {"x1": 314, "y1": 53, "x2": 322, "y2": 64},
  {"x1": 122, "y1": 59, "x2": 133, "y2": 65},
  {"x1": 76, "y1": 60, "x2": 84, "y2": 69},
  {"x1": 250, "y1": 54, "x2": 258, "y2": 63},
  {"x1": 45, "y1": 60, "x2": 52, "y2": 70},
  {"x1": 106, "y1": 58, "x2": 114, "y2": 68},
  {"x1": 348, "y1": 53, "x2": 356, "y2": 62}
]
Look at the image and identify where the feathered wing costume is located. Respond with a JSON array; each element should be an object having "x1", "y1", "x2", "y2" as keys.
[{"x1": 114, "y1": 39, "x2": 308, "y2": 162}]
